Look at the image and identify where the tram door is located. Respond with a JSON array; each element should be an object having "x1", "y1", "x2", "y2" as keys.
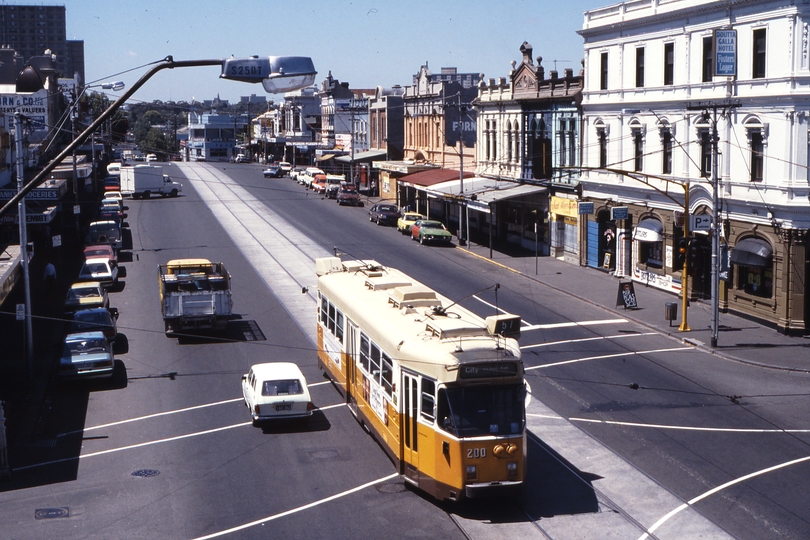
[
  {"x1": 401, "y1": 372, "x2": 420, "y2": 481},
  {"x1": 345, "y1": 319, "x2": 359, "y2": 412}
]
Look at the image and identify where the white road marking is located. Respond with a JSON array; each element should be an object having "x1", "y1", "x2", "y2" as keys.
[
  {"x1": 521, "y1": 332, "x2": 657, "y2": 350},
  {"x1": 525, "y1": 347, "x2": 691, "y2": 370},
  {"x1": 191, "y1": 472, "x2": 401, "y2": 539},
  {"x1": 531, "y1": 413, "x2": 810, "y2": 434},
  {"x1": 638, "y1": 454, "x2": 810, "y2": 540},
  {"x1": 15, "y1": 422, "x2": 252, "y2": 471},
  {"x1": 59, "y1": 398, "x2": 244, "y2": 436},
  {"x1": 521, "y1": 318, "x2": 630, "y2": 331}
]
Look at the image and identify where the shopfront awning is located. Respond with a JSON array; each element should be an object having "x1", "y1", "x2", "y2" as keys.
[
  {"x1": 316, "y1": 154, "x2": 335, "y2": 162},
  {"x1": 633, "y1": 218, "x2": 663, "y2": 242},
  {"x1": 730, "y1": 238, "x2": 772, "y2": 267},
  {"x1": 335, "y1": 149, "x2": 387, "y2": 163}
]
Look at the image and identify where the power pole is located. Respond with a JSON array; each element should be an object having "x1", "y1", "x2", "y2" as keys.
[{"x1": 688, "y1": 99, "x2": 740, "y2": 347}]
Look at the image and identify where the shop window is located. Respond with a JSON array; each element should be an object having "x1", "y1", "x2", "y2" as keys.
[
  {"x1": 737, "y1": 265, "x2": 772, "y2": 298},
  {"x1": 639, "y1": 239, "x2": 663, "y2": 269}
]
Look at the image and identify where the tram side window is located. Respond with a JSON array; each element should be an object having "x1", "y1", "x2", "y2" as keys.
[
  {"x1": 320, "y1": 295, "x2": 328, "y2": 325},
  {"x1": 420, "y1": 378, "x2": 436, "y2": 422},
  {"x1": 335, "y1": 311, "x2": 344, "y2": 343},
  {"x1": 359, "y1": 334, "x2": 371, "y2": 372},
  {"x1": 381, "y1": 353, "x2": 393, "y2": 395},
  {"x1": 328, "y1": 303, "x2": 336, "y2": 334},
  {"x1": 370, "y1": 343, "x2": 381, "y2": 382}
]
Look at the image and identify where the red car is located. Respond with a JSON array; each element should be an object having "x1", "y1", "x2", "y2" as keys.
[{"x1": 84, "y1": 244, "x2": 118, "y2": 264}]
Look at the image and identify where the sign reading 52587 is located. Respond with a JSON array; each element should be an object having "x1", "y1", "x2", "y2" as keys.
[{"x1": 221, "y1": 58, "x2": 271, "y2": 82}]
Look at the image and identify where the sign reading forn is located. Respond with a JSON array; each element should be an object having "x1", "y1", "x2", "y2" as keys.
[{"x1": 715, "y1": 29, "x2": 737, "y2": 77}]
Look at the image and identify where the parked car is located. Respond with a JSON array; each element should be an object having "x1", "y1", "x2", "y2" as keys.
[
  {"x1": 278, "y1": 161, "x2": 292, "y2": 174},
  {"x1": 242, "y1": 362, "x2": 313, "y2": 425},
  {"x1": 103, "y1": 176, "x2": 120, "y2": 192},
  {"x1": 64, "y1": 281, "x2": 109, "y2": 314},
  {"x1": 290, "y1": 166, "x2": 306, "y2": 182},
  {"x1": 301, "y1": 167, "x2": 325, "y2": 187},
  {"x1": 411, "y1": 219, "x2": 453, "y2": 245},
  {"x1": 368, "y1": 203, "x2": 401, "y2": 226},
  {"x1": 263, "y1": 165, "x2": 283, "y2": 178},
  {"x1": 397, "y1": 211, "x2": 425, "y2": 234},
  {"x1": 311, "y1": 174, "x2": 328, "y2": 194},
  {"x1": 235, "y1": 154, "x2": 247, "y2": 163},
  {"x1": 336, "y1": 187, "x2": 362, "y2": 206},
  {"x1": 69, "y1": 307, "x2": 119, "y2": 344},
  {"x1": 78, "y1": 256, "x2": 120, "y2": 288},
  {"x1": 324, "y1": 175, "x2": 345, "y2": 199},
  {"x1": 59, "y1": 331, "x2": 114, "y2": 379},
  {"x1": 86, "y1": 220, "x2": 122, "y2": 251},
  {"x1": 84, "y1": 244, "x2": 117, "y2": 264},
  {"x1": 103, "y1": 191, "x2": 123, "y2": 203}
]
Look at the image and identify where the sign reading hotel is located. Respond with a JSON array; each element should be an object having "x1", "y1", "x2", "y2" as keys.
[{"x1": 714, "y1": 29, "x2": 737, "y2": 77}]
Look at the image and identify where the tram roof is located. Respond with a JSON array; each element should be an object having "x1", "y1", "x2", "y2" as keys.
[{"x1": 317, "y1": 258, "x2": 522, "y2": 380}]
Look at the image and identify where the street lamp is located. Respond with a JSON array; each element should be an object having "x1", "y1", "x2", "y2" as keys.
[{"x1": 0, "y1": 54, "x2": 316, "y2": 220}]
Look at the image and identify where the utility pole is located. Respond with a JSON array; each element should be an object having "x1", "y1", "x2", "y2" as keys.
[
  {"x1": 458, "y1": 94, "x2": 467, "y2": 246},
  {"x1": 15, "y1": 112, "x2": 33, "y2": 379},
  {"x1": 688, "y1": 99, "x2": 740, "y2": 346}
]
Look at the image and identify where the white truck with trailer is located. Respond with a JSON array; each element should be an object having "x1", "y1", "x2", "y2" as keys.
[
  {"x1": 120, "y1": 164, "x2": 182, "y2": 199},
  {"x1": 158, "y1": 259, "x2": 233, "y2": 335}
]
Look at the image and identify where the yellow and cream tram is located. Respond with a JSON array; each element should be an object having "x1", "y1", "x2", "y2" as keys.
[{"x1": 315, "y1": 257, "x2": 526, "y2": 501}]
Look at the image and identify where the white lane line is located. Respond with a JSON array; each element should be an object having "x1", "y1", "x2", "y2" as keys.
[
  {"x1": 521, "y1": 332, "x2": 657, "y2": 350},
  {"x1": 525, "y1": 347, "x2": 691, "y2": 370},
  {"x1": 192, "y1": 472, "x2": 401, "y2": 539},
  {"x1": 59, "y1": 398, "x2": 244, "y2": 436},
  {"x1": 14, "y1": 422, "x2": 252, "y2": 471},
  {"x1": 638, "y1": 454, "x2": 810, "y2": 540},
  {"x1": 522, "y1": 318, "x2": 630, "y2": 331},
  {"x1": 566, "y1": 417, "x2": 810, "y2": 434}
]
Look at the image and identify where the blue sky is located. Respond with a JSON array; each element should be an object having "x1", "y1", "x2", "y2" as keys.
[{"x1": 56, "y1": 0, "x2": 609, "y2": 104}]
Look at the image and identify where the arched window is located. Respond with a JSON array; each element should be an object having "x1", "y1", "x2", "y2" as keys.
[{"x1": 743, "y1": 116, "x2": 766, "y2": 182}]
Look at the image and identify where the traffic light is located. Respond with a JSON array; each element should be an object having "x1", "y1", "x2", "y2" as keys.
[
  {"x1": 688, "y1": 240, "x2": 700, "y2": 275},
  {"x1": 676, "y1": 239, "x2": 688, "y2": 269}
]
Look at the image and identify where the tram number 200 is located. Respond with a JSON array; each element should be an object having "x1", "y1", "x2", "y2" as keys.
[{"x1": 467, "y1": 448, "x2": 487, "y2": 459}]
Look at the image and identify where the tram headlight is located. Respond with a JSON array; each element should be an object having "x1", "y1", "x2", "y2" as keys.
[
  {"x1": 465, "y1": 465, "x2": 477, "y2": 481},
  {"x1": 493, "y1": 444, "x2": 505, "y2": 457},
  {"x1": 507, "y1": 461, "x2": 518, "y2": 478}
]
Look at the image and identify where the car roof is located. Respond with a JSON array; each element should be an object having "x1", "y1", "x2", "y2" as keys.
[
  {"x1": 83, "y1": 257, "x2": 112, "y2": 264},
  {"x1": 64, "y1": 330, "x2": 107, "y2": 341},
  {"x1": 249, "y1": 362, "x2": 306, "y2": 380},
  {"x1": 73, "y1": 307, "x2": 111, "y2": 317},
  {"x1": 84, "y1": 244, "x2": 114, "y2": 253},
  {"x1": 70, "y1": 281, "x2": 103, "y2": 289}
]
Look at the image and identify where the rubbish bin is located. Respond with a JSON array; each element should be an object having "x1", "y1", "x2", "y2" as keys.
[{"x1": 664, "y1": 302, "x2": 678, "y2": 326}]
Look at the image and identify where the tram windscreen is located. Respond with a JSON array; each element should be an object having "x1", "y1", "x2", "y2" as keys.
[{"x1": 438, "y1": 384, "x2": 525, "y2": 438}]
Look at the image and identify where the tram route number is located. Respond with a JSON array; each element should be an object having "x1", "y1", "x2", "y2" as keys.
[{"x1": 467, "y1": 448, "x2": 487, "y2": 459}]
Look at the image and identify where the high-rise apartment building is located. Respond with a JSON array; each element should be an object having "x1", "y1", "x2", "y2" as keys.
[{"x1": 0, "y1": 4, "x2": 84, "y2": 83}]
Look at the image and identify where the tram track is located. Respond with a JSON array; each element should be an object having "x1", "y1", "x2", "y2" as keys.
[{"x1": 526, "y1": 431, "x2": 661, "y2": 540}]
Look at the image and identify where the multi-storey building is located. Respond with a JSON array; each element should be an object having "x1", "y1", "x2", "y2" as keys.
[
  {"x1": 402, "y1": 64, "x2": 478, "y2": 170},
  {"x1": 579, "y1": 0, "x2": 810, "y2": 334},
  {"x1": 0, "y1": 5, "x2": 84, "y2": 83},
  {"x1": 186, "y1": 112, "x2": 247, "y2": 162},
  {"x1": 475, "y1": 42, "x2": 583, "y2": 258}
]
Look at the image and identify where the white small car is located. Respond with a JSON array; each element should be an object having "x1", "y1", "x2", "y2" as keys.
[{"x1": 242, "y1": 362, "x2": 313, "y2": 425}]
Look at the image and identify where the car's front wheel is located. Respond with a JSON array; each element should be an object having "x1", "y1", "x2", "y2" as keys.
[{"x1": 420, "y1": 235, "x2": 425, "y2": 245}]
